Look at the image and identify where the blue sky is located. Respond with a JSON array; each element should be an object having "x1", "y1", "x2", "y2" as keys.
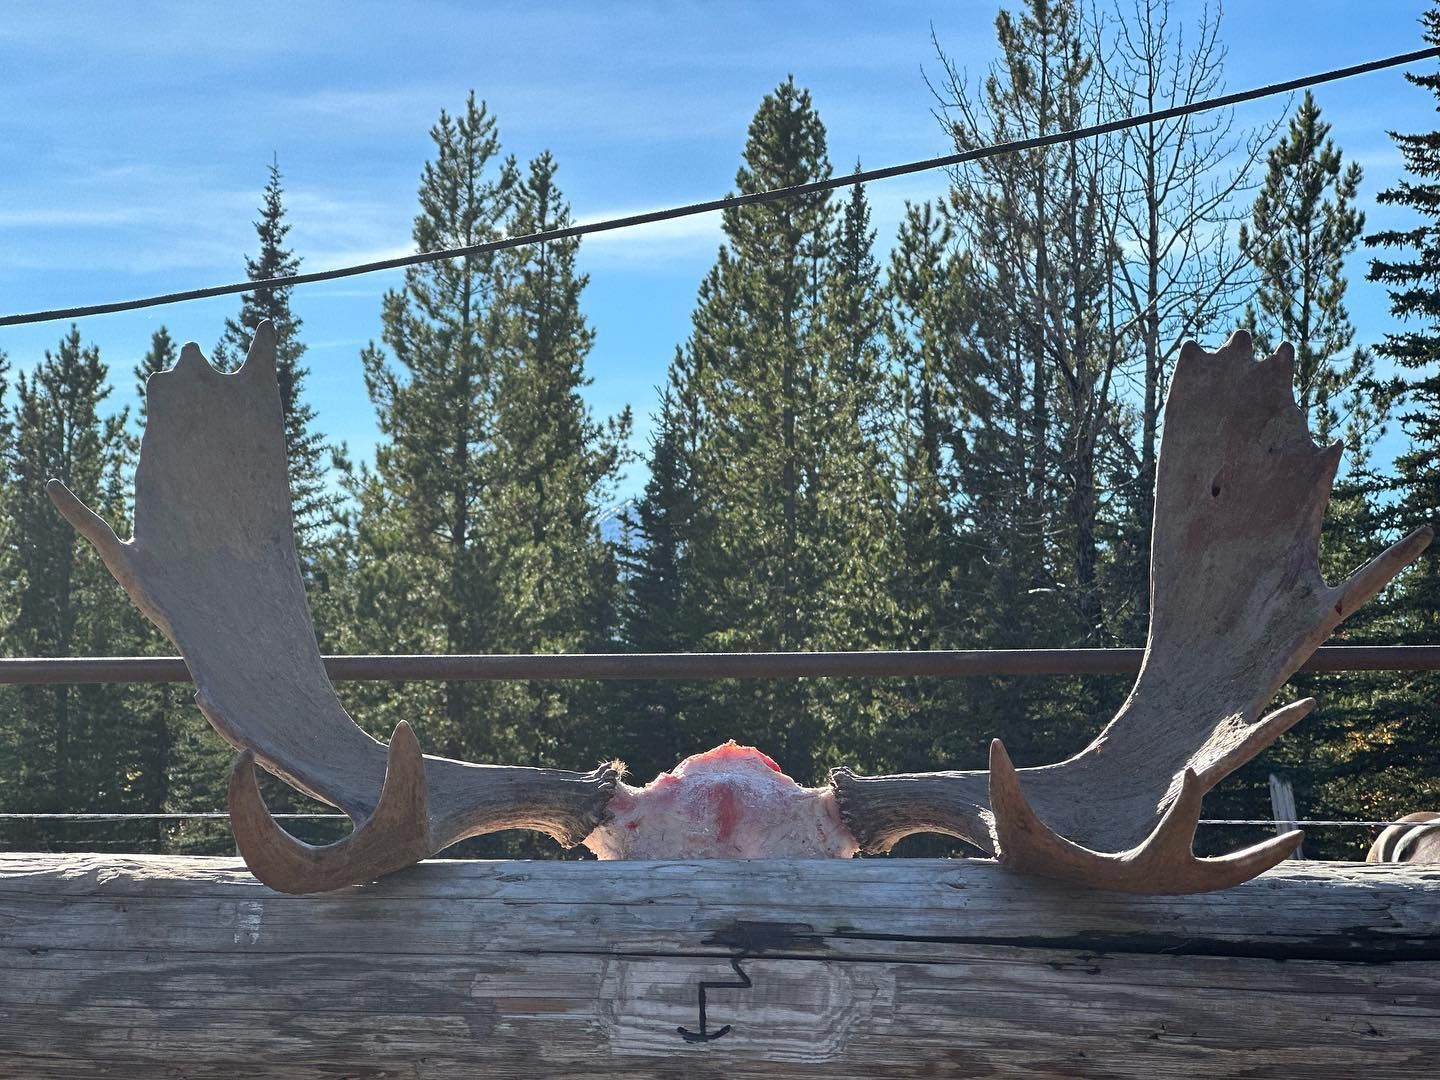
[{"x1": 2, "y1": 1, "x2": 1436, "y2": 500}]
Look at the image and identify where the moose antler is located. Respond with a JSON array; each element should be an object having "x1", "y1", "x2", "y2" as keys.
[
  {"x1": 50, "y1": 324, "x2": 618, "y2": 893},
  {"x1": 53, "y1": 325, "x2": 1430, "y2": 896},
  {"x1": 832, "y1": 332, "x2": 1432, "y2": 893}
]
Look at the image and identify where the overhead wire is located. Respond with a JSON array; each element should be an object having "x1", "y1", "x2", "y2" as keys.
[{"x1": 2, "y1": 44, "x2": 1438, "y2": 328}]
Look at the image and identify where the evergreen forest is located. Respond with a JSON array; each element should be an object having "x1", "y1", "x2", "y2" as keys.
[{"x1": 3, "y1": 0, "x2": 1439, "y2": 861}]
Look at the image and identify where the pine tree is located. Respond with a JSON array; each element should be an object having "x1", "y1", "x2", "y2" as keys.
[
  {"x1": 935, "y1": 0, "x2": 1116, "y2": 641},
  {"x1": 1242, "y1": 91, "x2": 1385, "y2": 450},
  {"x1": 624, "y1": 79, "x2": 900, "y2": 779},
  {"x1": 617, "y1": 352, "x2": 712, "y2": 779},
  {"x1": 0, "y1": 345, "x2": 16, "y2": 849},
  {"x1": 332, "y1": 94, "x2": 519, "y2": 763},
  {"x1": 0, "y1": 330, "x2": 152, "y2": 852},
  {"x1": 1350, "y1": 7, "x2": 1440, "y2": 833},
  {"x1": 0, "y1": 346, "x2": 11, "y2": 579},
  {"x1": 621, "y1": 366, "x2": 703, "y2": 655},
  {"x1": 0, "y1": 346, "x2": 11, "y2": 467},
  {"x1": 214, "y1": 158, "x2": 334, "y2": 558},
  {"x1": 488, "y1": 151, "x2": 631, "y2": 767},
  {"x1": 704, "y1": 78, "x2": 853, "y2": 655},
  {"x1": 880, "y1": 201, "x2": 989, "y2": 778},
  {"x1": 885, "y1": 203, "x2": 990, "y2": 651},
  {"x1": 133, "y1": 327, "x2": 177, "y2": 415},
  {"x1": 830, "y1": 168, "x2": 888, "y2": 435}
]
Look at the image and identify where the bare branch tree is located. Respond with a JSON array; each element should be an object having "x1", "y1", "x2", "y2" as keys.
[
  {"x1": 1091, "y1": 0, "x2": 1283, "y2": 633},
  {"x1": 929, "y1": 0, "x2": 1120, "y2": 642}
]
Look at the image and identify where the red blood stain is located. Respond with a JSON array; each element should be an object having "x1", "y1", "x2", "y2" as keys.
[{"x1": 712, "y1": 784, "x2": 740, "y2": 843}]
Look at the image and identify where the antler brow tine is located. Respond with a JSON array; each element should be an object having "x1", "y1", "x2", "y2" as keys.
[{"x1": 228, "y1": 721, "x2": 432, "y2": 894}]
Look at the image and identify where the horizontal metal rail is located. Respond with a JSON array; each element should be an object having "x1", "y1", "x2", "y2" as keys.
[{"x1": 1, "y1": 645, "x2": 1439, "y2": 685}]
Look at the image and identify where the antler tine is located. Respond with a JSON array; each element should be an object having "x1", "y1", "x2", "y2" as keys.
[
  {"x1": 47, "y1": 479, "x2": 138, "y2": 588},
  {"x1": 990, "y1": 729, "x2": 1304, "y2": 895},
  {"x1": 1186, "y1": 696, "x2": 1317, "y2": 790},
  {"x1": 1333, "y1": 525, "x2": 1434, "y2": 620},
  {"x1": 228, "y1": 721, "x2": 433, "y2": 894},
  {"x1": 47, "y1": 480, "x2": 124, "y2": 563}
]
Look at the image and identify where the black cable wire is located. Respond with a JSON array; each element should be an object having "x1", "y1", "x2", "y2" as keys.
[{"x1": 3, "y1": 44, "x2": 1437, "y2": 329}]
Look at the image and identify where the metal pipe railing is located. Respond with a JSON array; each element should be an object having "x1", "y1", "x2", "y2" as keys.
[{"x1": 2, "y1": 645, "x2": 1438, "y2": 685}]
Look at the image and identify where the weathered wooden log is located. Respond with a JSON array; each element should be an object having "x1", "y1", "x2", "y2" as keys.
[{"x1": 2, "y1": 854, "x2": 1438, "y2": 1078}]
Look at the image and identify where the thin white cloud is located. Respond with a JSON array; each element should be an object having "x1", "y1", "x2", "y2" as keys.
[
  {"x1": 0, "y1": 207, "x2": 151, "y2": 228},
  {"x1": 576, "y1": 208, "x2": 724, "y2": 266},
  {"x1": 570, "y1": 172, "x2": 947, "y2": 269},
  {"x1": 265, "y1": 78, "x2": 747, "y2": 145},
  {"x1": 284, "y1": 187, "x2": 415, "y2": 272},
  {"x1": 304, "y1": 244, "x2": 414, "y2": 272},
  {"x1": 304, "y1": 285, "x2": 397, "y2": 300},
  {"x1": 305, "y1": 337, "x2": 373, "y2": 351},
  {"x1": 0, "y1": 152, "x2": 263, "y2": 272},
  {"x1": 265, "y1": 85, "x2": 457, "y2": 135}
]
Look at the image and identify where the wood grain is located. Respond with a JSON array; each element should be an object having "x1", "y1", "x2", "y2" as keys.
[{"x1": 2, "y1": 854, "x2": 1438, "y2": 1078}]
